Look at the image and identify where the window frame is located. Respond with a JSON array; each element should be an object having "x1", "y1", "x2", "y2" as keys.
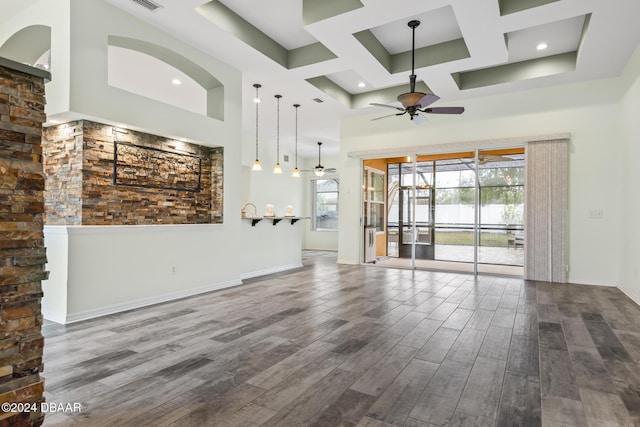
[{"x1": 311, "y1": 178, "x2": 339, "y2": 232}]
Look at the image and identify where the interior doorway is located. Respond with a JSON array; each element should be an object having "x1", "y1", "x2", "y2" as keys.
[{"x1": 363, "y1": 148, "x2": 525, "y2": 276}]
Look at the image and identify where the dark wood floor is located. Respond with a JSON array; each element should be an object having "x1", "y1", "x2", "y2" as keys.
[{"x1": 41, "y1": 251, "x2": 640, "y2": 426}]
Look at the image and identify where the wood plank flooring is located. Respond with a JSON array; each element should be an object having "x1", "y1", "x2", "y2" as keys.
[{"x1": 41, "y1": 251, "x2": 640, "y2": 426}]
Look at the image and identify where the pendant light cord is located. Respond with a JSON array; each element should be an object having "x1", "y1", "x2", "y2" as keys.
[
  {"x1": 294, "y1": 104, "x2": 299, "y2": 169},
  {"x1": 275, "y1": 95, "x2": 281, "y2": 162},
  {"x1": 253, "y1": 83, "x2": 261, "y2": 162},
  {"x1": 255, "y1": 90, "x2": 259, "y2": 160}
]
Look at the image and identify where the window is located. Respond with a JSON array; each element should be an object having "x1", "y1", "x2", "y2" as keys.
[
  {"x1": 363, "y1": 168, "x2": 385, "y2": 231},
  {"x1": 312, "y1": 179, "x2": 339, "y2": 231}
]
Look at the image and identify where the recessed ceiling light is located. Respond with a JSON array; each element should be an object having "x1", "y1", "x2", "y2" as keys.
[
  {"x1": 358, "y1": 82, "x2": 366, "y2": 88},
  {"x1": 171, "y1": 78, "x2": 182, "y2": 85},
  {"x1": 537, "y1": 42, "x2": 548, "y2": 51}
]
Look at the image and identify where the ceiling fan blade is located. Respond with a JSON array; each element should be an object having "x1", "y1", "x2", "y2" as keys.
[
  {"x1": 372, "y1": 112, "x2": 406, "y2": 121},
  {"x1": 416, "y1": 94, "x2": 440, "y2": 108},
  {"x1": 370, "y1": 103, "x2": 405, "y2": 112},
  {"x1": 423, "y1": 107, "x2": 465, "y2": 114},
  {"x1": 412, "y1": 113, "x2": 427, "y2": 125}
]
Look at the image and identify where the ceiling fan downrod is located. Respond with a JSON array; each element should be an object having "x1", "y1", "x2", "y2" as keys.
[{"x1": 408, "y1": 19, "x2": 420, "y2": 94}]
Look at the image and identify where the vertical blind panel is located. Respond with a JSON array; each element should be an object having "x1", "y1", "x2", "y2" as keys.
[{"x1": 524, "y1": 139, "x2": 568, "y2": 282}]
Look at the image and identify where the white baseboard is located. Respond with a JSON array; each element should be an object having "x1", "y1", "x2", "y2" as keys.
[
  {"x1": 617, "y1": 284, "x2": 640, "y2": 306},
  {"x1": 58, "y1": 279, "x2": 242, "y2": 324},
  {"x1": 240, "y1": 263, "x2": 303, "y2": 280},
  {"x1": 336, "y1": 258, "x2": 358, "y2": 265},
  {"x1": 567, "y1": 278, "x2": 618, "y2": 287}
]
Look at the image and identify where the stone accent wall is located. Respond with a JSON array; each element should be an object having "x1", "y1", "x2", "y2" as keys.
[
  {"x1": 0, "y1": 64, "x2": 47, "y2": 427},
  {"x1": 42, "y1": 123, "x2": 82, "y2": 225},
  {"x1": 42, "y1": 120, "x2": 223, "y2": 225}
]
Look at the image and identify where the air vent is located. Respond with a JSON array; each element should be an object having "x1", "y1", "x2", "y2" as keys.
[
  {"x1": 130, "y1": 0, "x2": 162, "y2": 11},
  {"x1": 283, "y1": 155, "x2": 290, "y2": 163},
  {"x1": 312, "y1": 98, "x2": 324, "y2": 103}
]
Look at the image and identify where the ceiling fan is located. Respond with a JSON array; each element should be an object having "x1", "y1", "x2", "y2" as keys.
[
  {"x1": 478, "y1": 154, "x2": 519, "y2": 164},
  {"x1": 460, "y1": 154, "x2": 520, "y2": 170},
  {"x1": 301, "y1": 142, "x2": 336, "y2": 176},
  {"x1": 370, "y1": 20, "x2": 464, "y2": 124}
]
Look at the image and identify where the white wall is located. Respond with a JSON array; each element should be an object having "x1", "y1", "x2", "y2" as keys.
[
  {"x1": 46, "y1": 225, "x2": 244, "y2": 323},
  {"x1": 240, "y1": 128, "x2": 306, "y2": 277},
  {"x1": 41, "y1": 229, "x2": 68, "y2": 323},
  {"x1": 620, "y1": 46, "x2": 640, "y2": 304},
  {"x1": 241, "y1": 130, "x2": 304, "y2": 218},
  {"x1": 22, "y1": 0, "x2": 304, "y2": 323},
  {"x1": 339, "y1": 77, "x2": 628, "y2": 287}
]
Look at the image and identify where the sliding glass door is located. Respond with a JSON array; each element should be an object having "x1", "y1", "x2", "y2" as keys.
[
  {"x1": 433, "y1": 155, "x2": 476, "y2": 265},
  {"x1": 477, "y1": 150, "x2": 525, "y2": 270},
  {"x1": 377, "y1": 148, "x2": 524, "y2": 275}
]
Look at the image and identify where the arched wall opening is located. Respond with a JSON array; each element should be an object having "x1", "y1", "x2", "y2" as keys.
[
  {"x1": 0, "y1": 24, "x2": 51, "y2": 70},
  {"x1": 107, "y1": 36, "x2": 224, "y2": 121}
]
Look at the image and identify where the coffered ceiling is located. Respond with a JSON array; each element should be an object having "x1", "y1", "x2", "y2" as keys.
[{"x1": 40, "y1": 1, "x2": 640, "y2": 155}]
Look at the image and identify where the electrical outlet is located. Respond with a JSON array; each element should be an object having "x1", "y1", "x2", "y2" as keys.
[{"x1": 588, "y1": 210, "x2": 603, "y2": 219}]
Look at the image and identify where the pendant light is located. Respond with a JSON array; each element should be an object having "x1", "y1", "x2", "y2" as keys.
[
  {"x1": 273, "y1": 94, "x2": 283, "y2": 174},
  {"x1": 252, "y1": 83, "x2": 262, "y2": 171},
  {"x1": 314, "y1": 142, "x2": 325, "y2": 177},
  {"x1": 292, "y1": 103, "x2": 300, "y2": 178}
]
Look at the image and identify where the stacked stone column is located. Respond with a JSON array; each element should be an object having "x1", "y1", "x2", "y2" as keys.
[{"x1": 0, "y1": 63, "x2": 47, "y2": 427}]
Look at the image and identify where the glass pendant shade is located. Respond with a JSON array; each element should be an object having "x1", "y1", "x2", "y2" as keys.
[
  {"x1": 292, "y1": 167, "x2": 300, "y2": 177},
  {"x1": 273, "y1": 163, "x2": 282, "y2": 174},
  {"x1": 252, "y1": 160, "x2": 262, "y2": 171}
]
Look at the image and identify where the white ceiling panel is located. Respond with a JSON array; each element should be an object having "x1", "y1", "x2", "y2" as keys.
[
  {"x1": 219, "y1": 0, "x2": 316, "y2": 50},
  {"x1": 507, "y1": 15, "x2": 586, "y2": 63},
  {"x1": 370, "y1": 6, "x2": 463, "y2": 54}
]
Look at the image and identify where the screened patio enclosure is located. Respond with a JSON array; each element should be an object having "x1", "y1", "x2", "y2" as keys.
[{"x1": 366, "y1": 149, "x2": 525, "y2": 276}]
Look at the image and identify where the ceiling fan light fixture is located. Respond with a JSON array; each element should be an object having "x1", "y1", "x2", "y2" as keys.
[
  {"x1": 369, "y1": 19, "x2": 464, "y2": 122},
  {"x1": 398, "y1": 92, "x2": 426, "y2": 108}
]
